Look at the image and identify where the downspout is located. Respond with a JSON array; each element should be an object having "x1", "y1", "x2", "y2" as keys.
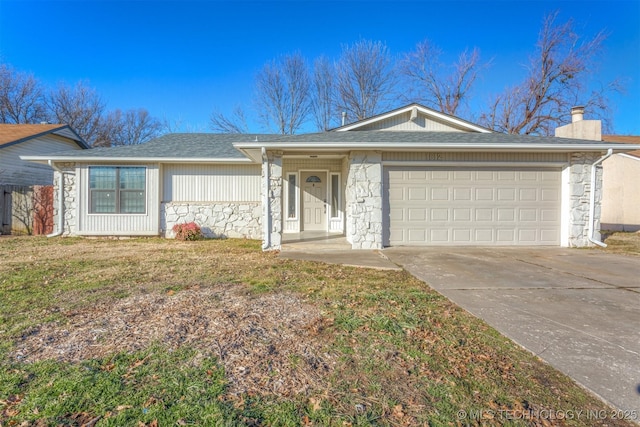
[
  {"x1": 47, "y1": 160, "x2": 64, "y2": 238},
  {"x1": 588, "y1": 148, "x2": 613, "y2": 247},
  {"x1": 261, "y1": 147, "x2": 271, "y2": 250}
]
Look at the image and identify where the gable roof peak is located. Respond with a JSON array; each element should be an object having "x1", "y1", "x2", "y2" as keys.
[{"x1": 331, "y1": 103, "x2": 492, "y2": 134}]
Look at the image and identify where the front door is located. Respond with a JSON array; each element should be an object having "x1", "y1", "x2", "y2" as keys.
[{"x1": 301, "y1": 171, "x2": 327, "y2": 231}]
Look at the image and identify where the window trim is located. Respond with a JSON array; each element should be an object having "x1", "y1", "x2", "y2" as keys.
[
  {"x1": 88, "y1": 166, "x2": 147, "y2": 215},
  {"x1": 330, "y1": 172, "x2": 341, "y2": 219},
  {"x1": 286, "y1": 172, "x2": 299, "y2": 220}
]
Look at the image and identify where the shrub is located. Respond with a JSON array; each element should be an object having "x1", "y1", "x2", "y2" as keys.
[{"x1": 172, "y1": 222, "x2": 203, "y2": 241}]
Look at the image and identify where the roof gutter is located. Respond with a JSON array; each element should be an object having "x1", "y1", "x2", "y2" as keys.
[
  {"x1": 21, "y1": 156, "x2": 254, "y2": 164},
  {"x1": 47, "y1": 160, "x2": 65, "y2": 238},
  {"x1": 234, "y1": 142, "x2": 640, "y2": 152},
  {"x1": 588, "y1": 149, "x2": 613, "y2": 247},
  {"x1": 261, "y1": 147, "x2": 270, "y2": 250}
]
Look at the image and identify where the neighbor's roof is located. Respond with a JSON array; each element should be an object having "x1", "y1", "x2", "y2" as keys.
[
  {"x1": 603, "y1": 135, "x2": 640, "y2": 159},
  {"x1": 20, "y1": 131, "x2": 640, "y2": 164},
  {"x1": 0, "y1": 124, "x2": 89, "y2": 149}
]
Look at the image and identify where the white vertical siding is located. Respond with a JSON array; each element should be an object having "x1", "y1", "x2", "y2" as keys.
[
  {"x1": 282, "y1": 159, "x2": 343, "y2": 172},
  {"x1": 355, "y1": 111, "x2": 467, "y2": 132},
  {"x1": 163, "y1": 164, "x2": 260, "y2": 202},
  {"x1": 0, "y1": 135, "x2": 84, "y2": 186},
  {"x1": 77, "y1": 164, "x2": 160, "y2": 235},
  {"x1": 382, "y1": 152, "x2": 568, "y2": 163}
]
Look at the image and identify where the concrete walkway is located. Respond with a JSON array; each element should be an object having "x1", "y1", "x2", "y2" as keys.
[
  {"x1": 279, "y1": 233, "x2": 400, "y2": 270},
  {"x1": 384, "y1": 247, "x2": 640, "y2": 415}
]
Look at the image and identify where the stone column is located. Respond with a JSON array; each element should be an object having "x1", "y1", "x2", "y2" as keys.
[
  {"x1": 346, "y1": 151, "x2": 383, "y2": 249},
  {"x1": 263, "y1": 151, "x2": 283, "y2": 250},
  {"x1": 568, "y1": 152, "x2": 603, "y2": 246},
  {"x1": 52, "y1": 163, "x2": 76, "y2": 236}
]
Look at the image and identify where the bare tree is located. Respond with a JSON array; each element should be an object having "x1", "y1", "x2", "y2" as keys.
[
  {"x1": 0, "y1": 63, "x2": 47, "y2": 124},
  {"x1": 310, "y1": 56, "x2": 336, "y2": 131},
  {"x1": 47, "y1": 81, "x2": 106, "y2": 144},
  {"x1": 210, "y1": 105, "x2": 249, "y2": 133},
  {"x1": 109, "y1": 109, "x2": 162, "y2": 146},
  {"x1": 162, "y1": 116, "x2": 206, "y2": 133},
  {"x1": 480, "y1": 12, "x2": 617, "y2": 135},
  {"x1": 334, "y1": 39, "x2": 396, "y2": 122},
  {"x1": 399, "y1": 40, "x2": 485, "y2": 116},
  {"x1": 255, "y1": 52, "x2": 311, "y2": 134}
]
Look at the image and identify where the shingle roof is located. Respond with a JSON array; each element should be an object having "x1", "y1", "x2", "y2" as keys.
[
  {"x1": 256, "y1": 131, "x2": 607, "y2": 145},
  {"x1": 603, "y1": 135, "x2": 640, "y2": 158},
  {"x1": 20, "y1": 130, "x2": 640, "y2": 163},
  {"x1": 34, "y1": 133, "x2": 279, "y2": 160},
  {"x1": 0, "y1": 124, "x2": 88, "y2": 149}
]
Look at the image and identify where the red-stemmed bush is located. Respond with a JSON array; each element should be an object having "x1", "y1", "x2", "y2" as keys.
[{"x1": 172, "y1": 222, "x2": 203, "y2": 241}]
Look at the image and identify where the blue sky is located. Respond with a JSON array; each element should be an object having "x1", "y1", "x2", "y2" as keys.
[{"x1": 1, "y1": 0, "x2": 639, "y2": 134}]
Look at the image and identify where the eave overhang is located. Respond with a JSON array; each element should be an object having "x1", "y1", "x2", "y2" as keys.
[
  {"x1": 19, "y1": 155, "x2": 255, "y2": 165},
  {"x1": 235, "y1": 142, "x2": 640, "y2": 163}
]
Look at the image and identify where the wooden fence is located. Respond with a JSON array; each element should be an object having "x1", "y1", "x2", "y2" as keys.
[{"x1": 0, "y1": 185, "x2": 53, "y2": 235}]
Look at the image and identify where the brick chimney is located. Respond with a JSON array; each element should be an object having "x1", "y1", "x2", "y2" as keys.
[{"x1": 555, "y1": 106, "x2": 601, "y2": 141}]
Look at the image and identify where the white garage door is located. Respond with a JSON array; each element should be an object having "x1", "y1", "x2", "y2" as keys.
[{"x1": 386, "y1": 167, "x2": 561, "y2": 246}]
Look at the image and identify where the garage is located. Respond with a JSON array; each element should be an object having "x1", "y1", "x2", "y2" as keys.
[{"x1": 385, "y1": 167, "x2": 562, "y2": 246}]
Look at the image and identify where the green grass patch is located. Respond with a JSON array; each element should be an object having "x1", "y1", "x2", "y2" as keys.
[{"x1": 0, "y1": 345, "x2": 239, "y2": 426}]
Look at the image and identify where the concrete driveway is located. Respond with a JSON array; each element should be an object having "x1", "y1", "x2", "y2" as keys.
[{"x1": 384, "y1": 247, "x2": 640, "y2": 414}]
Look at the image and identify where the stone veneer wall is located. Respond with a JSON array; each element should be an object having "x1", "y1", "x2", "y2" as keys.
[
  {"x1": 162, "y1": 202, "x2": 261, "y2": 239},
  {"x1": 264, "y1": 151, "x2": 283, "y2": 250},
  {"x1": 568, "y1": 152, "x2": 603, "y2": 247},
  {"x1": 51, "y1": 163, "x2": 77, "y2": 236},
  {"x1": 346, "y1": 151, "x2": 383, "y2": 249}
]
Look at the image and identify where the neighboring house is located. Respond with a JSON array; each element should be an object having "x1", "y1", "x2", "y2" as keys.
[
  {"x1": 0, "y1": 124, "x2": 89, "y2": 186},
  {"x1": 1, "y1": 124, "x2": 88, "y2": 234},
  {"x1": 600, "y1": 135, "x2": 640, "y2": 232},
  {"x1": 21, "y1": 104, "x2": 640, "y2": 249}
]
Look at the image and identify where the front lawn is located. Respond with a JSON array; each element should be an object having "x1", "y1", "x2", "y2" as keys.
[{"x1": 0, "y1": 237, "x2": 635, "y2": 426}]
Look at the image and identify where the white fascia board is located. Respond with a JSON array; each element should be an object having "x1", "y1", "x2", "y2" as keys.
[
  {"x1": 20, "y1": 155, "x2": 255, "y2": 164},
  {"x1": 234, "y1": 142, "x2": 640, "y2": 152},
  {"x1": 234, "y1": 148, "x2": 263, "y2": 163}
]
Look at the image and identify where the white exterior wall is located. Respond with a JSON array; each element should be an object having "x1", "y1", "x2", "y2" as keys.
[
  {"x1": 162, "y1": 164, "x2": 260, "y2": 202},
  {"x1": 353, "y1": 111, "x2": 468, "y2": 132},
  {"x1": 76, "y1": 164, "x2": 160, "y2": 236},
  {"x1": 0, "y1": 135, "x2": 83, "y2": 186},
  {"x1": 602, "y1": 154, "x2": 640, "y2": 231},
  {"x1": 161, "y1": 164, "x2": 262, "y2": 239},
  {"x1": 382, "y1": 152, "x2": 568, "y2": 163}
]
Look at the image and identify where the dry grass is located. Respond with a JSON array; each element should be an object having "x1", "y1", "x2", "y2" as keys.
[
  {"x1": 1, "y1": 236, "x2": 637, "y2": 426},
  {"x1": 603, "y1": 231, "x2": 640, "y2": 255}
]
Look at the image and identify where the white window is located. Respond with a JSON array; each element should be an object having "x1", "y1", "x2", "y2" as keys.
[
  {"x1": 287, "y1": 173, "x2": 298, "y2": 219},
  {"x1": 89, "y1": 167, "x2": 146, "y2": 214},
  {"x1": 330, "y1": 173, "x2": 340, "y2": 218}
]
